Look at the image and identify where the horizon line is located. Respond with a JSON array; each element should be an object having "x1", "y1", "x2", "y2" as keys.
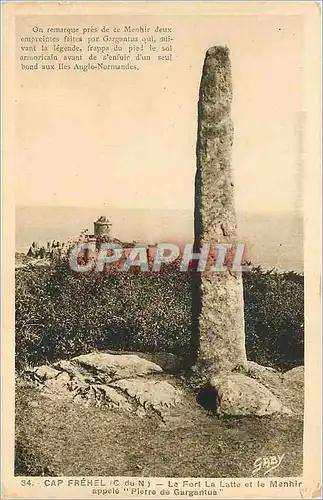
[{"x1": 15, "y1": 205, "x2": 303, "y2": 216}]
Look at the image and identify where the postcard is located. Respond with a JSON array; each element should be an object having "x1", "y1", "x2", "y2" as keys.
[{"x1": 1, "y1": 2, "x2": 321, "y2": 498}]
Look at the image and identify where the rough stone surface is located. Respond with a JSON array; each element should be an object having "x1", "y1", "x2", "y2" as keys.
[
  {"x1": 29, "y1": 365, "x2": 61, "y2": 381},
  {"x1": 71, "y1": 352, "x2": 163, "y2": 380},
  {"x1": 24, "y1": 353, "x2": 181, "y2": 420},
  {"x1": 136, "y1": 352, "x2": 186, "y2": 374},
  {"x1": 53, "y1": 359, "x2": 98, "y2": 384},
  {"x1": 42, "y1": 372, "x2": 73, "y2": 400},
  {"x1": 23, "y1": 354, "x2": 300, "y2": 419},
  {"x1": 283, "y1": 366, "x2": 304, "y2": 385},
  {"x1": 247, "y1": 361, "x2": 277, "y2": 374},
  {"x1": 111, "y1": 379, "x2": 182, "y2": 413},
  {"x1": 247, "y1": 361, "x2": 283, "y2": 389},
  {"x1": 104, "y1": 351, "x2": 186, "y2": 374},
  {"x1": 210, "y1": 373, "x2": 292, "y2": 417},
  {"x1": 193, "y1": 46, "x2": 247, "y2": 375},
  {"x1": 246, "y1": 362, "x2": 304, "y2": 416},
  {"x1": 86, "y1": 385, "x2": 132, "y2": 411}
]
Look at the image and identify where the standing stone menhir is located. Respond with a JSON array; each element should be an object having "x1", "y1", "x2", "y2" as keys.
[{"x1": 193, "y1": 46, "x2": 248, "y2": 378}]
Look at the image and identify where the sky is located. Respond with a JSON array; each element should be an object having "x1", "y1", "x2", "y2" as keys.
[{"x1": 15, "y1": 13, "x2": 304, "y2": 215}]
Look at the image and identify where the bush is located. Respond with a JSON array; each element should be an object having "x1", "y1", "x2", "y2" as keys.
[
  {"x1": 15, "y1": 260, "x2": 304, "y2": 372},
  {"x1": 15, "y1": 261, "x2": 191, "y2": 371},
  {"x1": 243, "y1": 266, "x2": 304, "y2": 369}
]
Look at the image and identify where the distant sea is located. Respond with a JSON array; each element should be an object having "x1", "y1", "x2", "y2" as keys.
[{"x1": 15, "y1": 206, "x2": 303, "y2": 273}]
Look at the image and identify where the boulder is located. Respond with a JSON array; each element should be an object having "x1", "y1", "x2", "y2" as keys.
[
  {"x1": 247, "y1": 360, "x2": 277, "y2": 375},
  {"x1": 72, "y1": 352, "x2": 163, "y2": 380},
  {"x1": 53, "y1": 359, "x2": 99, "y2": 384},
  {"x1": 104, "y1": 350, "x2": 186, "y2": 374},
  {"x1": 246, "y1": 362, "x2": 304, "y2": 416},
  {"x1": 42, "y1": 372, "x2": 73, "y2": 400},
  {"x1": 26, "y1": 354, "x2": 184, "y2": 418},
  {"x1": 247, "y1": 361, "x2": 283, "y2": 389},
  {"x1": 137, "y1": 352, "x2": 186, "y2": 374},
  {"x1": 111, "y1": 378, "x2": 182, "y2": 413},
  {"x1": 30, "y1": 365, "x2": 60, "y2": 381},
  {"x1": 210, "y1": 373, "x2": 292, "y2": 417},
  {"x1": 86, "y1": 385, "x2": 132, "y2": 411},
  {"x1": 283, "y1": 366, "x2": 304, "y2": 385}
]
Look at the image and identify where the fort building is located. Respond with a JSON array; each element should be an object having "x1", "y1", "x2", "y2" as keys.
[{"x1": 93, "y1": 216, "x2": 112, "y2": 238}]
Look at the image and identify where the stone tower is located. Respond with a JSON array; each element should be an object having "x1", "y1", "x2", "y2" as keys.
[{"x1": 94, "y1": 216, "x2": 112, "y2": 238}]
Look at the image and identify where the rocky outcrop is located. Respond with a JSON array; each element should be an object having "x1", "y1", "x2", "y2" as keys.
[
  {"x1": 25, "y1": 353, "x2": 303, "y2": 419},
  {"x1": 25, "y1": 352, "x2": 182, "y2": 421}
]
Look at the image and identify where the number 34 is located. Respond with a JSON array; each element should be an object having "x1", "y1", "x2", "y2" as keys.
[{"x1": 21, "y1": 480, "x2": 32, "y2": 486}]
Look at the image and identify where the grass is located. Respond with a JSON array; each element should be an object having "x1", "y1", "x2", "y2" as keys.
[{"x1": 15, "y1": 381, "x2": 303, "y2": 478}]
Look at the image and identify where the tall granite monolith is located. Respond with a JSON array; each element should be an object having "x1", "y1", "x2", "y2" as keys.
[{"x1": 193, "y1": 46, "x2": 248, "y2": 377}]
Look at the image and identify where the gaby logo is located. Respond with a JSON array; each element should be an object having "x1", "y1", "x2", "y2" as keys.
[
  {"x1": 252, "y1": 454, "x2": 285, "y2": 476},
  {"x1": 68, "y1": 242, "x2": 252, "y2": 274}
]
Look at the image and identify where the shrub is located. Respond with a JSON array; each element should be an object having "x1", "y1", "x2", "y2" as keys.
[
  {"x1": 15, "y1": 260, "x2": 304, "y2": 372},
  {"x1": 243, "y1": 266, "x2": 304, "y2": 369},
  {"x1": 15, "y1": 261, "x2": 191, "y2": 371}
]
